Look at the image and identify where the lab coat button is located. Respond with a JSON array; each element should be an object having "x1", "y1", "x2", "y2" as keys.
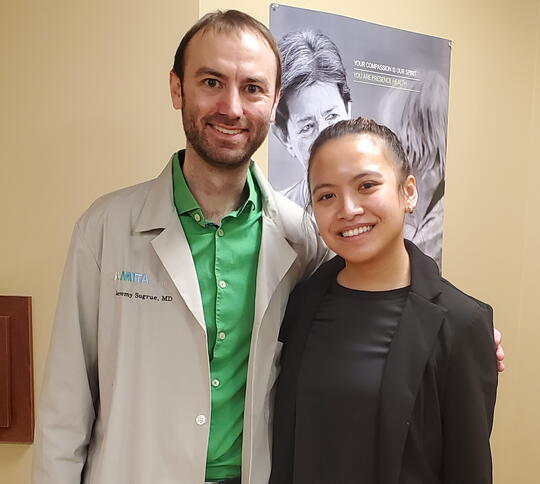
[
  {"x1": 218, "y1": 280, "x2": 227, "y2": 289},
  {"x1": 212, "y1": 379, "x2": 220, "y2": 387},
  {"x1": 218, "y1": 332, "x2": 226, "y2": 340},
  {"x1": 194, "y1": 213, "x2": 201, "y2": 222},
  {"x1": 196, "y1": 414, "x2": 206, "y2": 425}
]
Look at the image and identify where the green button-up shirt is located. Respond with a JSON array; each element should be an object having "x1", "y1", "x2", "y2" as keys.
[{"x1": 172, "y1": 151, "x2": 262, "y2": 480}]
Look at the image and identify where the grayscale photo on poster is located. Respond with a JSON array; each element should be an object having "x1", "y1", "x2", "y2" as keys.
[{"x1": 269, "y1": 4, "x2": 451, "y2": 267}]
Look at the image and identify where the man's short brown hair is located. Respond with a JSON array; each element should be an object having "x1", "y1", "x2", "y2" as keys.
[{"x1": 172, "y1": 10, "x2": 282, "y2": 92}]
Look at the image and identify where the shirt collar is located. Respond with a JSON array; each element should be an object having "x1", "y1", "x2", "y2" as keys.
[
  {"x1": 240, "y1": 162, "x2": 258, "y2": 215},
  {"x1": 172, "y1": 150, "x2": 199, "y2": 215},
  {"x1": 172, "y1": 150, "x2": 258, "y2": 219}
]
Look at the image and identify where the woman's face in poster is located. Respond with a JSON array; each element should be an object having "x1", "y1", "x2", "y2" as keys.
[{"x1": 284, "y1": 81, "x2": 350, "y2": 168}]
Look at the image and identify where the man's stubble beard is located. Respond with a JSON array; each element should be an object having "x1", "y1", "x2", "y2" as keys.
[{"x1": 181, "y1": 104, "x2": 270, "y2": 171}]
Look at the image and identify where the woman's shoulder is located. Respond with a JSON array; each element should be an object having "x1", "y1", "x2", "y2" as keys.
[
  {"x1": 436, "y1": 277, "x2": 493, "y2": 336},
  {"x1": 438, "y1": 277, "x2": 491, "y2": 314},
  {"x1": 405, "y1": 240, "x2": 494, "y2": 350},
  {"x1": 406, "y1": 240, "x2": 492, "y2": 326}
]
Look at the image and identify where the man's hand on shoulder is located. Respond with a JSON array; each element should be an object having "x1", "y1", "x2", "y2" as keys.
[{"x1": 494, "y1": 328, "x2": 505, "y2": 372}]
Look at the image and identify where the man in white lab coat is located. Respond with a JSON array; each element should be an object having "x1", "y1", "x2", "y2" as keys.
[{"x1": 32, "y1": 10, "x2": 328, "y2": 484}]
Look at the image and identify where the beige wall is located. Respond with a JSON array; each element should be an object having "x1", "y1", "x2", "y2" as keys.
[
  {"x1": 511, "y1": 2, "x2": 540, "y2": 481},
  {"x1": 1, "y1": 0, "x2": 539, "y2": 482}
]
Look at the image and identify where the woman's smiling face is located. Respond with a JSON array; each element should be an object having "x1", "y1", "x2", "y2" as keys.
[{"x1": 309, "y1": 133, "x2": 417, "y2": 266}]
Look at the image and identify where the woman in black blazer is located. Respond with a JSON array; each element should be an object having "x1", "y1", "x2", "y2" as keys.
[{"x1": 269, "y1": 118, "x2": 497, "y2": 484}]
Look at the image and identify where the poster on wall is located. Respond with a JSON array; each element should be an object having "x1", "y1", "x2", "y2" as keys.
[{"x1": 269, "y1": 4, "x2": 451, "y2": 267}]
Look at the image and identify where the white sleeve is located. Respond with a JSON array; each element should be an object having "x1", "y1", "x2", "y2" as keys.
[{"x1": 32, "y1": 222, "x2": 100, "y2": 484}]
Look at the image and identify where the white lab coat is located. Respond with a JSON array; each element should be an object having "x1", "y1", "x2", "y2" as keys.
[{"x1": 32, "y1": 159, "x2": 328, "y2": 484}]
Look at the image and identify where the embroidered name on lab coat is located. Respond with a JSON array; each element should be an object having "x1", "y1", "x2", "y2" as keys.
[{"x1": 115, "y1": 291, "x2": 173, "y2": 302}]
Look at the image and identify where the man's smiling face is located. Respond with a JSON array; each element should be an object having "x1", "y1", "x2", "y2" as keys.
[{"x1": 170, "y1": 28, "x2": 279, "y2": 169}]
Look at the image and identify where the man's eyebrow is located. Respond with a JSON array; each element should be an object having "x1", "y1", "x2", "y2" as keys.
[
  {"x1": 246, "y1": 76, "x2": 270, "y2": 88},
  {"x1": 194, "y1": 67, "x2": 225, "y2": 78}
]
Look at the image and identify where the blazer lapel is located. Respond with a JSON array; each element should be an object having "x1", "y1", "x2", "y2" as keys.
[
  {"x1": 378, "y1": 241, "x2": 447, "y2": 484},
  {"x1": 378, "y1": 293, "x2": 446, "y2": 484}
]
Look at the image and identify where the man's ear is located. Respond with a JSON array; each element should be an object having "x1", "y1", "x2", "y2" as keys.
[
  {"x1": 269, "y1": 88, "x2": 280, "y2": 124},
  {"x1": 169, "y1": 70, "x2": 183, "y2": 110},
  {"x1": 271, "y1": 123, "x2": 297, "y2": 159}
]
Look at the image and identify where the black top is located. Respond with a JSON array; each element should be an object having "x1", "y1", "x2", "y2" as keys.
[
  {"x1": 292, "y1": 280, "x2": 408, "y2": 484},
  {"x1": 270, "y1": 242, "x2": 497, "y2": 484}
]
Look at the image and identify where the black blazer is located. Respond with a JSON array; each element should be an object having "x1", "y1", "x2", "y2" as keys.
[{"x1": 270, "y1": 241, "x2": 497, "y2": 484}]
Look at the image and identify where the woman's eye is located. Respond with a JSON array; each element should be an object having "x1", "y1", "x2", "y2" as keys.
[
  {"x1": 204, "y1": 78, "x2": 219, "y2": 88},
  {"x1": 360, "y1": 182, "x2": 377, "y2": 190},
  {"x1": 318, "y1": 193, "x2": 335, "y2": 201}
]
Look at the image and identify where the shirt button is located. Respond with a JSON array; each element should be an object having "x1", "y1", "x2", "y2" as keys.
[
  {"x1": 193, "y1": 213, "x2": 201, "y2": 222},
  {"x1": 217, "y1": 228, "x2": 224, "y2": 236},
  {"x1": 218, "y1": 332, "x2": 226, "y2": 340},
  {"x1": 196, "y1": 414, "x2": 206, "y2": 425},
  {"x1": 218, "y1": 280, "x2": 227, "y2": 289},
  {"x1": 212, "y1": 379, "x2": 220, "y2": 387}
]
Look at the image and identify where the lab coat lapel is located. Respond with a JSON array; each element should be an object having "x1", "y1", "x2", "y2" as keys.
[
  {"x1": 135, "y1": 160, "x2": 206, "y2": 331},
  {"x1": 378, "y1": 241, "x2": 446, "y2": 484},
  {"x1": 252, "y1": 215, "x2": 297, "y2": 339},
  {"x1": 250, "y1": 163, "x2": 299, "y2": 341},
  {"x1": 151, "y1": 217, "x2": 206, "y2": 331}
]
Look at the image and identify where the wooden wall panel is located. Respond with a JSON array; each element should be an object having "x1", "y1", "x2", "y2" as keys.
[{"x1": 0, "y1": 296, "x2": 33, "y2": 443}]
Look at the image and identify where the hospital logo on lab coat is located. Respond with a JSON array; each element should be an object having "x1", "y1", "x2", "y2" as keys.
[{"x1": 114, "y1": 271, "x2": 149, "y2": 283}]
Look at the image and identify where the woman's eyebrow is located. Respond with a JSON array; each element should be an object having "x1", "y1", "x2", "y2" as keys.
[
  {"x1": 353, "y1": 171, "x2": 382, "y2": 179},
  {"x1": 312, "y1": 182, "x2": 335, "y2": 193}
]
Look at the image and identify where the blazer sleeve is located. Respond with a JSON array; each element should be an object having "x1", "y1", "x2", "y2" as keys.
[
  {"x1": 441, "y1": 303, "x2": 498, "y2": 483},
  {"x1": 32, "y1": 222, "x2": 100, "y2": 484}
]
